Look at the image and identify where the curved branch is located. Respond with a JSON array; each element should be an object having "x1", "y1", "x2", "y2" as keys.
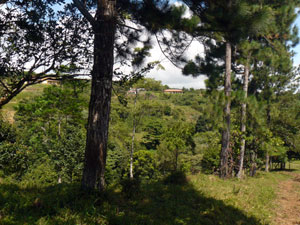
[
  {"x1": 73, "y1": 0, "x2": 96, "y2": 26},
  {"x1": 155, "y1": 33, "x2": 182, "y2": 69},
  {"x1": 155, "y1": 32, "x2": 194, "y2": 70}
]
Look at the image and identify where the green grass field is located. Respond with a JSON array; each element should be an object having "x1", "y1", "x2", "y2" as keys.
[{"x1": 1, "y1": 162, "x2": 299, "y2": 225}]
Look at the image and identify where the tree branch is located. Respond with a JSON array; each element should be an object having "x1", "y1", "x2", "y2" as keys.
[
  {"x1": 263, "y1": 35, "x2": 281, "y2": 53},
  {"x1": 73, "y1": 0, "x2": 96, "y2": 26},
  {"x1": 155, "y1": 33, "x2": 182, "y2": 69},
  {"x1": 0, "y1": 80, "x2": 11, "y2": 94},
  {"x1": 117, "y1": 23, "x2": 142, "y2": 32}
]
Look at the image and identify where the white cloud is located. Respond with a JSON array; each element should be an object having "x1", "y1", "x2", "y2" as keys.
[{"x1": 146, "y1": 37, "x2": 207, "y2": 89}]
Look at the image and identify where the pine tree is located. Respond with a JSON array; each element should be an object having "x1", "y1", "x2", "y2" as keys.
[
  {"x1": 182, "y1": 0, "x2": 273, "y2": 178},
  {"x1": 72, "y1": 0, "x2": 177, "y2": 190},
  {"x1": 248, "y1": 0, "x2": 300, "y2": 172}
]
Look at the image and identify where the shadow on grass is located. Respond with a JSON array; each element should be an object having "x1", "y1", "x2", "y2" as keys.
[
  {"x1": 0, "y1": 179, "x2": 264, "y2": 225},
  {"x1": 270, "y1": 168, "x2": 298, "y2": 172}
]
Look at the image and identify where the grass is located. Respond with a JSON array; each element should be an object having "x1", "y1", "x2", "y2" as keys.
[
  {"x1": 0, "y1": 180, "x2": 260, "y2": 225},
  {"x1": 1, "y1": 164, "x2": 299, "y2": 225},
  {"x1": 190, "y1": 171, "x2": 290, "y2": 224}
]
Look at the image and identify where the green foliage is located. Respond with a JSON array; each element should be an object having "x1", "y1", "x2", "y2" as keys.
[
  {"x1": 195, "y1": 115, "x2": 212, "y2": 133},
  {"x1": 157, "y1": 122, "x2": 195, "y2": 172},
  {"x1": 2, "y1": 84, "x2": 88, "y2": 183},
  {"x1": 128, "y1": 150, "x2": 159, "y2": 180},
  {"x1": 120, "y1": 178, "x2": 141, "y2": 198},
  {"x1": 0, "y1": 117, "x2": 16, "y2": 143},
  {"x1": 20, "y1": 156, "x2": 58, "y2": 186},
  {"x1": 0, "y1": 142, "x2": 31, "y2": 178},
  {"x1": 15, "y1": 85, "x2": 86, "y2": 127},
  {"x1": 199, "y1": 131, "x2": 221, "y2": 174},
  {"x1": 133, "y1": 78, "x2": 165, "y2": 91},
  {"x1": 105, "y1": 140, "x2": 129, "y2": 185},
  {"x1": 142, "y1": 119, "x2": 164, "y2": 150},
  {"x1": 50, "y1": 125, "x2": 85, "y2": 183}
]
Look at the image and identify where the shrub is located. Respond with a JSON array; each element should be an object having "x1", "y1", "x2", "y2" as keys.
[
  {"x1": 201, "y1": 146, "x2": 220, "y2": 174},
  {"x1": 124, "y1": 150, "x2": 159, "y2": 181},
  {"x1": 0, "y1": 143, "x2": 31, "y2": 178},
  {"x1": 21, "y1": 157, "x2": 57, "y2": 186}
]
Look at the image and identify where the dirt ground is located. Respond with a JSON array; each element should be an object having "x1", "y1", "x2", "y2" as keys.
[{"x1": 273, "y1": 173, "x2": 300, "y2": 225}]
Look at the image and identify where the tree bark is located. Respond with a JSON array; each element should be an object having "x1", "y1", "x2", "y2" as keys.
[
  {"x1": 220, "y1": 41, "x2": 232, "y2": 178},
  {"x1": 237, "y1": 58, "x2": 250, "y2": 179},
  {"x1": 249, "y1": 150, "x2": 257, "y2": 177},
  {"x1": 81, "y1": 0, "x2": 116, "y2": 191},
  {"x1": 265, "y1": 153, "x2": 269, "y2": 172}
]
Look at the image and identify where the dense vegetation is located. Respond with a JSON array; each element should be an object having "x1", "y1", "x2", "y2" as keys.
[
  {"x1": 1, "y1": 79, "x2": 300, "y2": 224},
  {"x1": 1, "y1": 78, "x2": 300, "y2": 183}
]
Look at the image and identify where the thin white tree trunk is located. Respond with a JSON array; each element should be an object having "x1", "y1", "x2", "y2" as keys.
[
  {"x1": 265, "y1": 104, "x2": 271, "y2": 172},
  {"x1": 265, "y1": 153, "x2": 269, "y2": 172},
  {"x1": 130, "y1": 89, "x2": 138, "y2": 179},
  {"x1": 237, "y1": 58, "x2": 250, "y2": 179}
]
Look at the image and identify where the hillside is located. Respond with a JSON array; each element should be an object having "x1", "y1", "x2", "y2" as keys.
[
  {"x1": 1, "y1": 79, "x2": 300, "y2": 225},
  {"x1": 1, "y1": 84, "x2": 46, "y2": 123}
]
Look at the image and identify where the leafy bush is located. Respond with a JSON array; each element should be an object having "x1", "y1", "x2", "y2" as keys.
[
  {"x1": 0, "y1": 143, "x2": 31, "y2": 178},
  {"x1": 49, "y1": 125, "x2": 85, "y2": 183},
  {"x1": 21, "y1": 156, "x2": 58, "y2": 186},
  {"x1": 0, "y1": 118, "x2": 16, "y2": 143},
  {"x1": 130, "y1": 150, "x2": 159, "y2": 180},
  {"x1": 105, "y1": 140, "x2": 129, "y2": 185},
  {"x1": 201, "y1": 147, "x2": 220, "y2": 174},
  {"x1": 198, "y1": 131, "x2": 221, "y2": 173}
]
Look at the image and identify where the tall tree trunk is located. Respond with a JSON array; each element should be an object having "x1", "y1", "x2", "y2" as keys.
[
  {"x1": 265, "y1": 103, "x2": 271, "y2": 172},
  {"x1": 249, "y1": 150, "x2": 257, "y2": 177},
  {"x1": 81, "y1": 0, "x2": 116, "y2": 191},
  {"x1": 265, "y1": 153, "x2": 269, "y2": 172},
  {"x1": 220, "y1": 41, "x2": 232, "y2": 178},
  {"x1": 130, "y1": 89, "x2": 138, "y2": 179},
  {"x1": 237, "y1": 58, "x2": 250, "y2": 179}
]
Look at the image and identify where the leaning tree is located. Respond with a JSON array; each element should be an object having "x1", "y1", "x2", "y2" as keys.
[{"x1": 0, "y1": 0, "x2": 93, "y2": 108}]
